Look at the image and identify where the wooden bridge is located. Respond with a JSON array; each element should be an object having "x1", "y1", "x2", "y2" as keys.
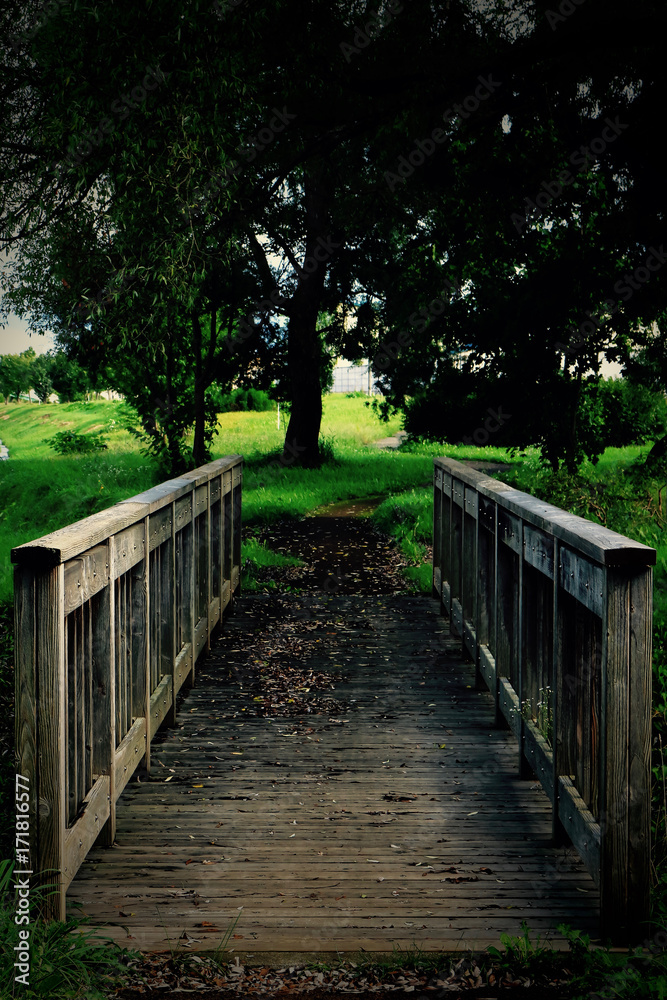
[{"x1": 12, "y1": 455, "x2": 655, "y2": 952}]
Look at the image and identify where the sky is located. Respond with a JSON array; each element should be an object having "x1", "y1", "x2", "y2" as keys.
[{"x1": 0, "y1": 313, "x2": 55, "y2": 356}]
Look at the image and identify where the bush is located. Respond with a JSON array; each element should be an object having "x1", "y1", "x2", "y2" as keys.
[
  {"x1": 403, "y1": 367, "x2": 667, "y2": 471},
  {"x1": 207, "y1": 386, "x2": 275, "y2": 413},
  {"x1": 0, "y1": 860, "x2": 133, "y2": 998},
  {"x1": 48, "y1": 431, "x2": 108, "y2": 455}
]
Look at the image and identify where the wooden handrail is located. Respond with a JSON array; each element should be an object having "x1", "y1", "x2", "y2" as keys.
[
  {"x1": 13, "y1": 456, "x2": 243, "y2": 919},
  {"x1": 433, "y1": 457, "x2": 654, "y2": 945}
]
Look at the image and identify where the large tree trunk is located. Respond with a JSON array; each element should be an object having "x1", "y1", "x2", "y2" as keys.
[{"x1": 282, "y1": 159, "x2": 333, "y2": 468}]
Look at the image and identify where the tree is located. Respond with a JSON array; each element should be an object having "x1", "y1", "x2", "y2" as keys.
[
  {"x1": 2, "y1": 0, "x2": 667, "y2": 470},
  {"x1": 29, "y1": 352, "x2": 53, "y2": 402},
  {"x1": 0, "y1": 348, "x2": 35, "y2": 402}
]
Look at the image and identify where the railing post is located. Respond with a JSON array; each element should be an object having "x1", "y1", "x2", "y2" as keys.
[
  {"x1": 600, "y1": 566, "x2": 652, "y2": 943},
  {"x1": 165, "y1": 500, "x2": 178, "y2": 728},
  {"x1": 98, "y1": 538, "x2": 116, "y2": 848},
  {"x1": 135, "y1": 515, "x2": 150, "y2": 773},
  {"x1": 433, "y1": 466, "x2": 442, "y2": 599},
  {"x1": 232, "y1": 463, "x2": 242, "y2": 597},
  {"x1": 551, "y1": 537, "x2": 566, "y2": 845},
  {"x1": 36, "y1": 563, "x2": 66, "y2": 918},
  {"x1": 206, "y1": 480, "x2": 212, "y2": 651},
  {"x1": 14, "y1": 566, "x2": 38, "y2": 878},
  {"x1": 189, "y1": 484, "x2": 196, "y2": 684}
]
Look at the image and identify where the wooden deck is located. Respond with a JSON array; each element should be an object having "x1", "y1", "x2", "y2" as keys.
[{"x1": 68, "y1": 593, "x2": 599, "y2": 955}]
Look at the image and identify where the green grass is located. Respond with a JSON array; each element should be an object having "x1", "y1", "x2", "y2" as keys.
[
  {"x1": 0, "y1": 400, "x2": 159, "y2": 603},
  {"x1": 241, "y1": 537, "x2": 305, "y2": 592},
  {"x1": 371, "y1": 487, "x2": 433, "y2": 593},
  {"x1": 0, "y1": 861, "x2": 133, "y2": 999}
]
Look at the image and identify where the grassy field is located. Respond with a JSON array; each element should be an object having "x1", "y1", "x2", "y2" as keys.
[{"x1": 0, "y1": 395, "x2": 518, "y2": 602}]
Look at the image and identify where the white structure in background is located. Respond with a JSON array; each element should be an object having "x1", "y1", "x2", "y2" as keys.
[{"x1": 330, "y1": 359, "x2": 381, "y2": 394}]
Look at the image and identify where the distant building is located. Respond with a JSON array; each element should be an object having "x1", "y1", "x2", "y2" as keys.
[{"x1": 330, "y1": 360, "x2": 381, "y2": 394}]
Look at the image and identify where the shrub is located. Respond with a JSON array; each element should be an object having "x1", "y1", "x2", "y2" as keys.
[
  {"x1": 48, "y1": 431, "x2": 108, "y2": 456},
  {"x1": 207, "y1": 386, "x2": 275, "y2": 413}
]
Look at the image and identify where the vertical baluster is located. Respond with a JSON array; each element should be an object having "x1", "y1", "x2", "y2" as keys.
[{"x1": 36, "y1": 564, "x2": 66, "y2": 918}]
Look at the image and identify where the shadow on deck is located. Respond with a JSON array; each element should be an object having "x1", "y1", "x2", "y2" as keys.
[{"x1": 68, "y1": 592, "x2": 599, "y2": 956}]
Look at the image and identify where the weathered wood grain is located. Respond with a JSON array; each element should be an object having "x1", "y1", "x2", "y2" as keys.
[
  {"x1": 434, "y1": 458, "x2": 656, "y2": 568},
  {"x1": 67, "y1": 593, "x2": 598, "y2": 953},
  {"x1": 36, "y1": 564, "x2": 66, "y2": 918}
]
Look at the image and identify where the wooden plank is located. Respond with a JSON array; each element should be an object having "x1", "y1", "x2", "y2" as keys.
[
  {"x1": 134, "y1": 517, "x2": 150, "y2": 771},
  {"x1": 148, "y1": 506, "x2": 173, "y2": 552},
  {"x1": 233, "y1": 466, "x2": 243, "y2": 595},
  {"x1": 98, "y1": 537, "x2": 116, "y2": 848},
  {"x1": 36, "y1": 564, "x2": 66, "y2": 918},
  {"x1": 11, "y1": 504, "x2": 147, "y2": 568},
  {"x1": 626, "y1": 568, "x2": 652, "y2": 934},
  {"x1": 175, "y1": 494, "x2": 193, "y2": 530},
  {"x1": 452, "y1": 479, "x2": 464, "y2": 509},
  {"x1": 112, "y1": 524, "x2": 145, "y2": 580},
  {"x1": 114, "y1": 718, "x2": 147, "y2": 799},
  {"x1": 173, "y1": 643, "x2": 192, "y2": 697},
  {"x1": 451, "y1": 597, "x2": 463, "y2": 637},
  {"x1": 64, "y1": 546, "x2": 109, "y2": 613},
  {"x1": 194, "y1": 616, "x2": 208, "y2": 659},
  {"x1": 63, "y1": 775, "x2": 110, "y2": 889},
  {"x1": 12, "y1": 458, "x2": 242, "y2": 569},
  {"x1": 558, "y1": 777, "x2": 601, "y2": 883},
  {"x1": 149, "y1": 674, "x2": 173, "y2": 740},
  {"x1": 67, "y1": 591, "x2": 598, "y2": 952},
  {"x1": 559, "y1": 547, "x2": 605, "y2": 617},
  {"x1": 14, "y1": 566, "x2": 37, "y2": 872},
  {"x1": 498, "y1": 677, "x2": 521, "y2": 738},
  {"x1": 478, "y1": 644, "x2": 495, "y2": 692},
  {"x1": 523, "y1": 524, "x2": 554, "y2": 579},
  {"x1": 498, "y1": 509, "x2": 521, "y2": 554},
  {"x1": 433, "y1": 458, "x2": 655, "y2": 569},
  {"x1": 600, "y1": 568, "x2": 651, "y2": 943},
  {"x1": 522, "y1": 719, "x2": 554, "y2": 801},
  {"x1": 464, "y1": 486, "x2": 478, "y2": 519},
  {"x1": 164, "y1": 503, "x2": 178, "y2": 728}
]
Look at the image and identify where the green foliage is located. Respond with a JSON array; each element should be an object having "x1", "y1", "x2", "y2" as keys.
[
  {"x1": 486, "y1": 921, "x2": 554, "y2": 972},
  {"x1": 45, "y1": 352, "x2": 91, "y2": 403},
  {"x1": 0, "y1": 350, "x2": 35, "y2": 403},
  {"x1": 372, "y1": 488, "x2": 433, "y2": 593},
  {"x1": 0, "y1": 861, "x2": 134, "y2": 999},
  {"x1": 48, "y1": 430, "x2": 108, "y2": 455},
  {"x1": 241, "y1": 537, "x2": 304, "y2": 592},
  {"x1": 403, "y1": 372, "x2": 667, "y2": 472},
  {"x1": 558, "y1": 923, "x2": 667, "y2": 998},
  {"x1": 209, "y1": 386, "x2": 275, "y2": 413},
  {"x1": 29, "y1": 355, "x2": 54, "y2": 403}
]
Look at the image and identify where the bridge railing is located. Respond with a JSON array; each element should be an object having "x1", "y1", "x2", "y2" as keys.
[
  {"x1": 433, "y1": 457, "x2": 654, "y2": 944},
  {"x1": 13, "y1": 456, "x2": 242, "y2": 918}
]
